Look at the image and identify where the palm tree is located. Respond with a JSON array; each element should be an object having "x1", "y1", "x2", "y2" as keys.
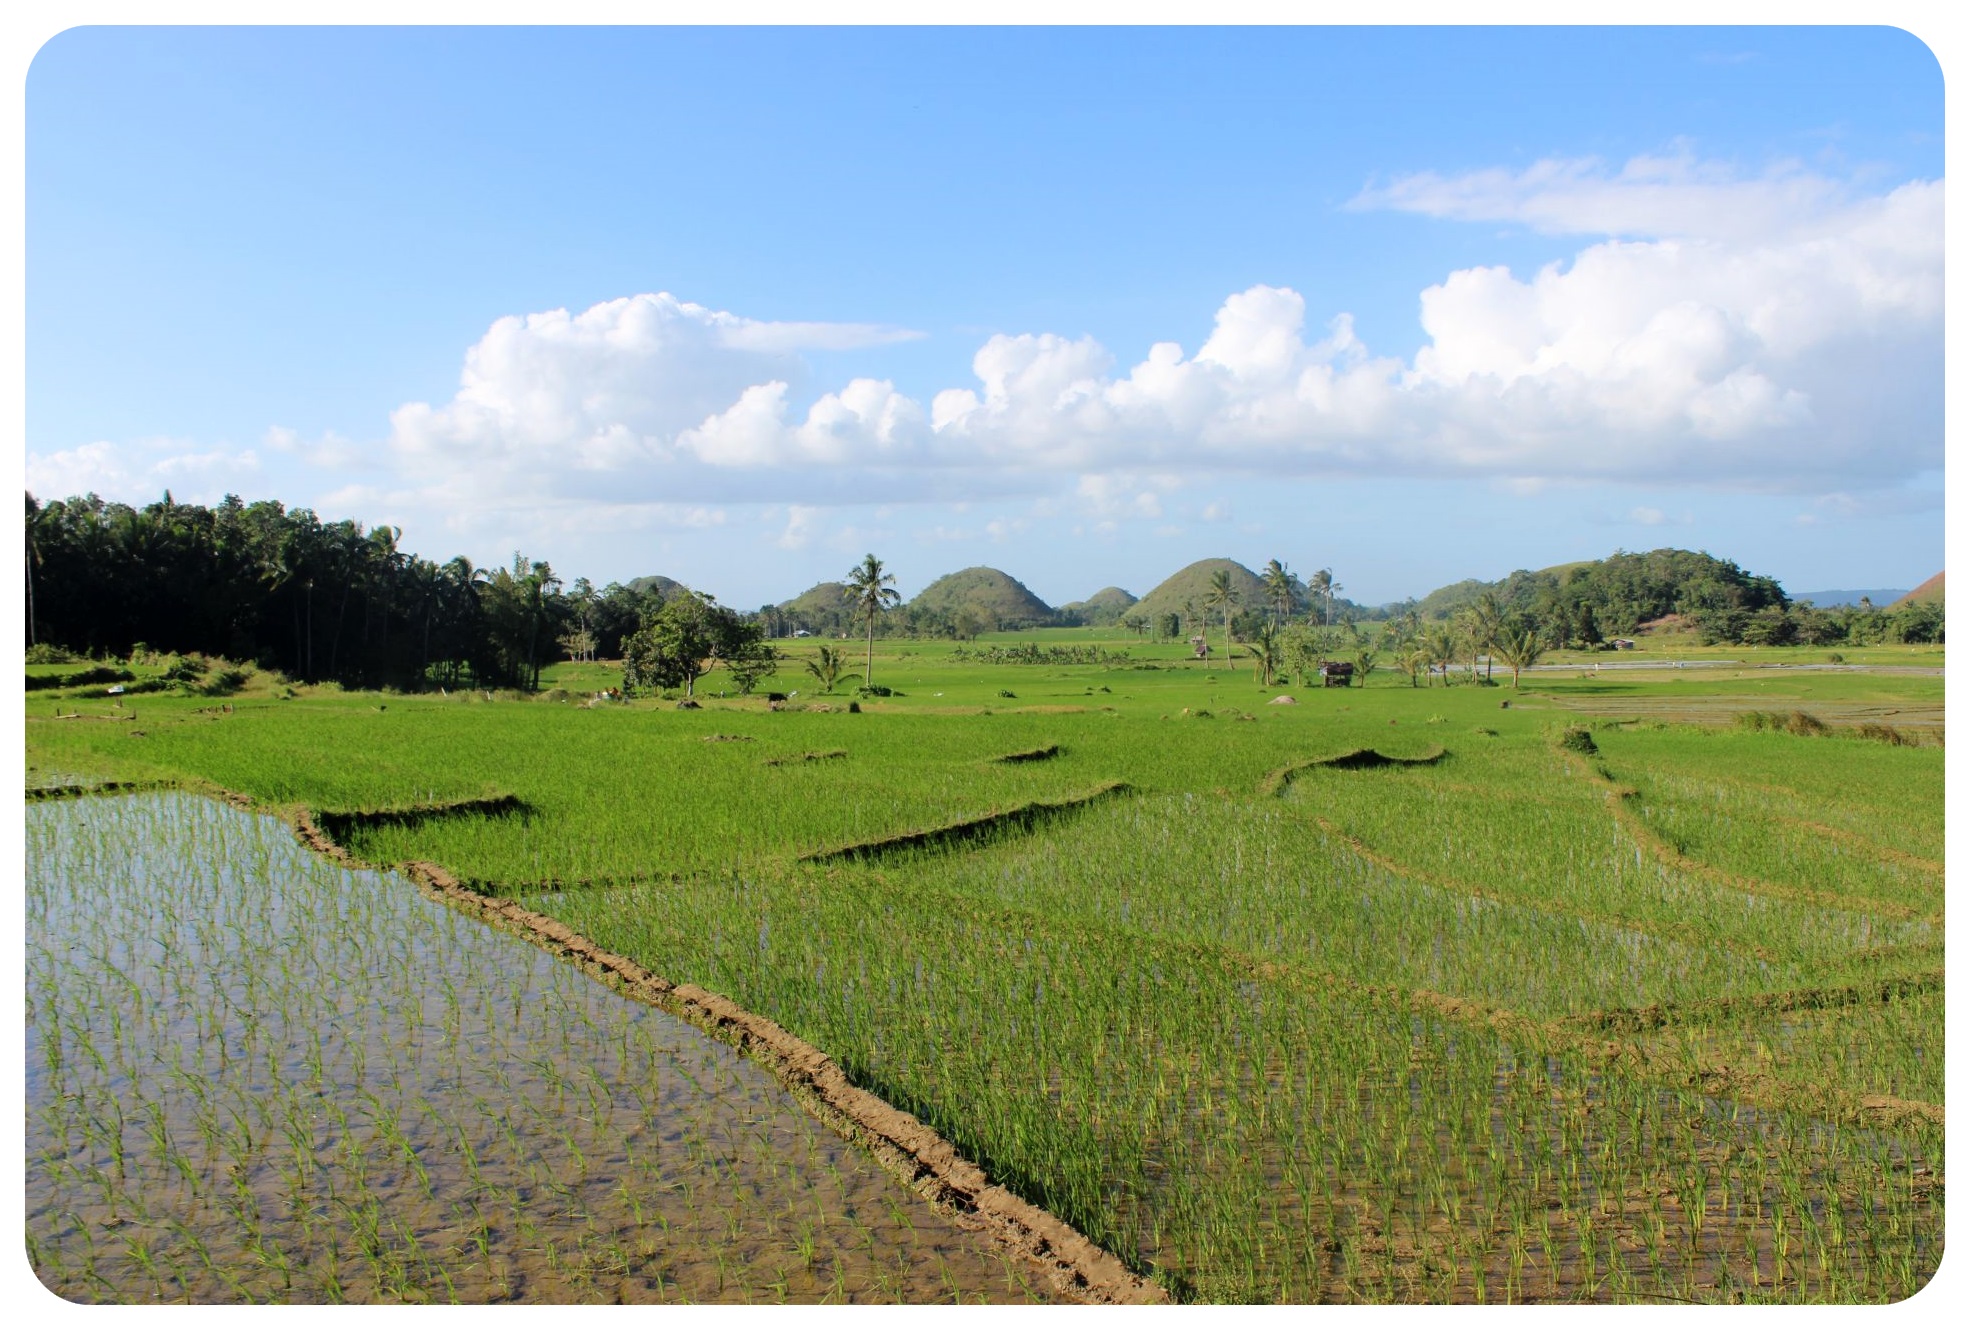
[
  {"x1": 843, "y1": 554, "x2": 900, "y2": 687},
  {"x1": 1463, "y1": 591, "x2": 1504, "y2": 682},
  {"x1": 1261, "y1": 559, "x2": 1294, "y2": 628},
  {"x1": 1423, "y1": 624, "x2": 1458, "y2": 686},
  {"x1": 805, "y1": 643, "x2": 846, "y2": 693},
  {"x1": 1308, "y1": 568, "x2": 1335, "y2": 626},
  {"x1": 1203, "y1": 569, "x2": 1238, "y2": 665},
  {"x1": 1247, "y1": 623, "x2": 1282, "y2": 684},
  {"x1": 1494, "y1": 624, "x2": 1547, "y2": 687}
]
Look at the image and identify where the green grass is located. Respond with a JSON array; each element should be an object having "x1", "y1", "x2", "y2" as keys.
[{"x1": 24, "y1": 635, "x2": 1945, "y2": 1302}]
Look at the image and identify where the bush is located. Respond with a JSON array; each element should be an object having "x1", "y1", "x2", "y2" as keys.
[
  {"x1": 1556, "y1": 727, "x2": 1599, "y2": 755},
  {"x1": 25, "y1": 643, "x2": 80, "y2": 665},
  {"x1": 160, "y1": 654, "x2": 210, "y2": 685},
  {"x1": 200, "y1": 667, "x2": 252, "y2": 697},
  {"x1": 1736, "y1": 710, "x2": 1829, "y2": 737}
]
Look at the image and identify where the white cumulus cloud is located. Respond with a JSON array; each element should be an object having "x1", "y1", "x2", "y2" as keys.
[{"x1": 316, "y1": 157, "x2": 1935, "y2": 524}]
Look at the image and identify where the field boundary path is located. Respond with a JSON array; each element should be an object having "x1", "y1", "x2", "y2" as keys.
[
  {"x1": 799, "y1": 781, "x2": 1134, "y2": 863},
  {"x1": 255, "y1": 791, "x2": 1164, "y2": 1306}
]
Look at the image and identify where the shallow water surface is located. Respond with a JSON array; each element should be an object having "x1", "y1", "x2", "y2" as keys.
[{"x1": 25, "y1": 792, "x2": 1048, "y2": 1303}]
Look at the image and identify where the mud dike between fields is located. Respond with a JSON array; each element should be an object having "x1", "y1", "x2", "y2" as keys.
[{"x1": 284, "y1": 795, "x2": 1162, "y2": 1305}]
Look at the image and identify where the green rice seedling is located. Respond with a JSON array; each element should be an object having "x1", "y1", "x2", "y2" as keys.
[
  {"x1": 26, "y1": 645, "x2": 1943, "y2": 1303},
  {"x1": 26, "y1": 792, "x2": 1053, "y2": 1304}
]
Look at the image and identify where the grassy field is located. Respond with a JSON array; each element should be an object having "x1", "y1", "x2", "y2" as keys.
[{"x1": 23, "y1": 629, "x2": 1945, "y2": 1302}]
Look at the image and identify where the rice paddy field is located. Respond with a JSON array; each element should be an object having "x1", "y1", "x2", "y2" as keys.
[{"x1": 21, "y1": 631, "x2": 1948, "y2": 1303}]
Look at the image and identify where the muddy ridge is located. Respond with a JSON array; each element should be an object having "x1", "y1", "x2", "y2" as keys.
[
  {"x1": 990, "y1": 744, "x2": 1060, "y2": 764},
  {"x1": 25, "y1": 779, "x2": 164, "y2": 800},
  {"x1": 763, "y1": 749, "x2": 849, "y2": 767},
  {"x1": 1260, "y1": 746, "x2": 1446, "y2": 796},
  {"x1": 1569, "y1": 970, "x2": 1946, "y2": 1035},
  {"x1": 800, "y1": 781, "x2": 1133, "y2": 863},
  {"x1": 276, "y1": 801, "x2": 1161, "y2": 1305},
  {"x1": 314, "y1": 793, "x2": 529, "y2": 840}
]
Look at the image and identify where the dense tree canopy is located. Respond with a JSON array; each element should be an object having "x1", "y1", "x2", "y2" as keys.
[{"x1": 25, "y1": 490, "x2": 671, "y2": 690}]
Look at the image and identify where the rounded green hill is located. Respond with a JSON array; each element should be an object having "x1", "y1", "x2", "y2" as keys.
[
  {"x1": 908, "y1": 567, "x2": 1054, "y2": 630},
  {"x1": 1130, "y1": 558, "x2": 1268, "y2": 624}
]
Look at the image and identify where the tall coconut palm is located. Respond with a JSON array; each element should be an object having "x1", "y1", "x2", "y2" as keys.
[
  {"x1": 1247, "y1": 622, "x2": 1282, "y2": 684},
  {"x1": 1308, "y1": 568, "x2": 1334, "y2": 625},
  {"x1": 1203, "y1": 568, "x2": 1238, "y2": 665},
  {"x1": 1423, "y1": 624, "x2": 1458, "y2": 686},
  {"x1": 1261, "y1": 558, "x2": 1294, "y2": 627},
  {"x1": 843, "y1": 554, "x2": 900, "y2": 687},
  {"x1": 1463, "y1": 591, "x2": 1504, "y2": 682}
]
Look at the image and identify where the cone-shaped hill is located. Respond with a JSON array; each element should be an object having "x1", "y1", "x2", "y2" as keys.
[
  {"x1": 1059, "y1": 586, "x2": 1138, "y2": 625},
  {"x1": 779, "y1": 581, "x2": 849, "y2": 614},
  {"x1": 1131, "y1": 558, "x2": 1269, "y2": 625},
  {"x1": 908, "y1": 567, "x2": 1054, "y2": 629},
  {"x1": 625, "y1": 574, "x2": 686, "y2": 599},
  {"x1": 1896, "y1": 572, "x2": 1945, "y2": 606}
]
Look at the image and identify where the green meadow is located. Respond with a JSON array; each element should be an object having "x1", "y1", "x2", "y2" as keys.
[{"x1": 24, "y1": 631, "x2": 1945, "y2": 1302}]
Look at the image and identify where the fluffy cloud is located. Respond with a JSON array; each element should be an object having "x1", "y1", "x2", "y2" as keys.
[
  {"x1": 388, "y1": 292, "x2": 923, "y2": 475},
  {"x1": 342, "y1": 159, "x2": 1933, "y2": 513},
  {"x1": 27, "y1": 438, "x2": 261, "y2": 504}
]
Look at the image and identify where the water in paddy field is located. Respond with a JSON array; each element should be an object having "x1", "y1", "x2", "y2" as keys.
[{"x1": 25, "y1": 792, "x2": 1050, "y2": 1304}]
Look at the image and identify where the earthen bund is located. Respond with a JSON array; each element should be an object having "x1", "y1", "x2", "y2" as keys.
[{"x1": 263, "y1": 792, "x2": 1163, "y2": 1306}]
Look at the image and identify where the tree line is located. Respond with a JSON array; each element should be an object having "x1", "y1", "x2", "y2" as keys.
[
  {"x1": 26, "y1": 491, "x2": 1938, "y2": 696},
  {"x1": 26, "y1": 491, "x2": 677, "y2": 691}
]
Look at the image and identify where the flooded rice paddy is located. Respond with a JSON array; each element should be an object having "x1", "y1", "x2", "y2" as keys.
[{"x1": 25, "y1": 792, "x2": 1051, "y2": 1304}]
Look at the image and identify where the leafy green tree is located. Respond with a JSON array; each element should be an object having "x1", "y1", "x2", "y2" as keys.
[
  {"x1": 722, "y1": 622, "x2": 779, "y2": 695},
  {"x1": 843, "y1": 553, "x2": 901, "y2": 688},
  {"x1": 622, "y1": 591, "x2": 728, "y2": 698}
]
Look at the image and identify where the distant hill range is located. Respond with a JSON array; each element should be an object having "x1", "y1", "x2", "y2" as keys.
[
  {"x1": 908, "y1": 566, "x2": 1053, "y2": 630},
  {"x1": 1789, "y1": 588, "x2": 1912, "y2": 609},
  {"x1": 1895, "y1": 572, "x2": 1944, "y2": 606},
  {"x1": 635, "y1": 549, "x2": 1937, "y2": 640}
]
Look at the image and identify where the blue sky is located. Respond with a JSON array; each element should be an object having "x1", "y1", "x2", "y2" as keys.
[{"x1": 25, "y1": 25, "x2": 1945, "y2": 607}]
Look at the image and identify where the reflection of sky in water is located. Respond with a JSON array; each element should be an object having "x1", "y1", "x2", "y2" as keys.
[{"x1": 27, "y1": 793, "x2": 1045, "y2": 1304}]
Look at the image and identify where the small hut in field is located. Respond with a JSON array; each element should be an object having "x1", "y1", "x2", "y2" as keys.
[{"x1": 1316, "y1": 660, "x2": 1354, "y2": 688}]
